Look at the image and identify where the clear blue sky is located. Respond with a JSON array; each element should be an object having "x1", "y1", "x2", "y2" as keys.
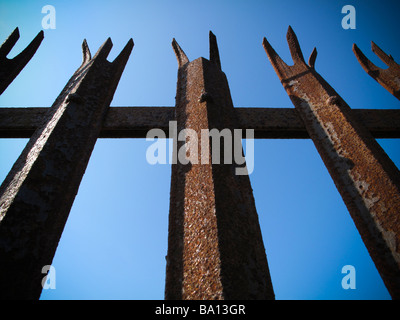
[{"x1": 0, "y1": 0, "x2": 399, "y2": 299}]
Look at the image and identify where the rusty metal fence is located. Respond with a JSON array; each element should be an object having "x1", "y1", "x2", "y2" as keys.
[{"x1": 0, "y1": 27, "x2": 399, "y2": 299}]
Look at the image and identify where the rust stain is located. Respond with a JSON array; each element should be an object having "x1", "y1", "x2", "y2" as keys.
[
  {"x1": 166, "y1": 32, "x2": 274, "y2": 300},
  {"x1": 263, "y1": 26, "x2": 400, "y2": 299},
  {"x1": 353, "y1": 41, "x2": 400, "y2": 100}
]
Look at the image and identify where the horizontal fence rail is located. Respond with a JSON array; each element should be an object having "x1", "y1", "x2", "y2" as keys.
[{"x1": 0, "y1": 107, "x2": 400, "y2": 139}]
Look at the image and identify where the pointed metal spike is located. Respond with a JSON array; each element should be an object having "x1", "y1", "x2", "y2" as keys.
[
  {"x1": 92, "y1": 37, "x2": 113, "y2": 62},
  {"x1": 0, "y1": 28, "x2": 20, "y2": 58},
  {"x1": 266, "y1": 34, "x2": 400, "y2": 300},
  {"x1": 0, "y1": 29, "x2": 134, "y2": 299},
  {"x1": 308, "y1": 47, "x2": 317, "y2": 68},
  {"x1": 352, "y1": 43, "x2": 382, "y2": 75},
  {"x1": 81, "y1": 39, "x2": 92, "y2": 65},
  {"x1": 112, "y1": 38, "x2": 134, "y2": 67},
  {"x1": 172, "y1": 38, "x2": 189, "y2": 68},
  {"x1": 10, "y1": 30, "x2": 44, "y2": 66},
  {"x1": 262, "y1": 37, "x2": 290, "y2": 78},
  {"x1": 286, "y1": 26, "x2": 305, "y2": 65},
  {"x1": 371, "y1": 41, "x2": 397, "y2": 67},
  {"x1": 209, "y1": 31, "x2": 221, "y2": 70},
  {"x1": 0, "y1": 29, "x2": 44, "y2": 95},
  {"x1": 354, "y1": 42, "x2": 400, "y2": 100}
]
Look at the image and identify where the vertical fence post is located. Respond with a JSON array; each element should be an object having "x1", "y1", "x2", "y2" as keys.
[
  {"x1": 0, "y1": 38, "x2": 133, "y2": 299},
  {"x1": 353, "y1": 41, "x2": 400, "y2": 101},
  {"x1": 165, "y1": 32, "x2": 275, "y2": 300},
  {"x1": 0, "y1": 28, "x2": 44, "y2": 95},
  {"x1": 263, "y1": 27, "x2": 400, "y2": 299}
]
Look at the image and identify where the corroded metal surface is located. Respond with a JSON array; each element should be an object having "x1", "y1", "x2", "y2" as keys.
[
  {"x1": 0, "y1": 37, "x2": 133, "y2": 299},
  {"x1": 263, "y1": 26, "x2": 400, "y2": 299},
  {"x1": 1, "y1": 106, "x2": 399, "y2": 139},
  {"x1": 0, "y1": 28, "x2": 44, "y2": 95},
  {"x1": 353, "y1": 41, "x2": 400, "y2": 100},
  {"x1": 165, "y1": 32, "x2": 274, "y2": 300},
  {"x1": 236, "y1": 107, "x2": 400, "y2": 139}
]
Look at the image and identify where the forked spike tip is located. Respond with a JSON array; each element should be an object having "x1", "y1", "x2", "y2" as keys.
[
  {"x1": 92, "y1": 37, "x2": 113, "y2": 62},
  {"x1": 262, "y1": 37, "x2": 275, "y2": 59},
  {"x1": 286, "y1": 25, "x2": 305, "y2": 65},
  {"x1": 12, "y1": 29, "x2": 44, "y2": 65},
  {"x1": 8, "y1": 27, "x2": 20, "y2": 42},
  {"x1": 262, "y1": 36, "x2": 289, "y2": 76},
  {"x1": 37, "y1": 30, "x2": 44, "y2": 40},
  {"x1": 209, "y1": 30, "x2": 221, "y2": 70},
  {"x1": 352, "y1": 42, "x2": 381, "y2": 75},
  {"x1": 112, "y1": 38, "x2": 134, "y2": 66},
  {"x1": 81, "y1": 39, "x2": 92, "y2": 64},
  {"x1": 308, "y1": 47, "x2": 317, "y2": 68},
  {"x1": 172, "y1": 38, "x2": 189, "y2": 68},
  {"x1": 0, "y1": 27, "x2": 21, "y2": 58},
  {"x1": 371, "y1": 41, "x2": 396, "y2": 66}
]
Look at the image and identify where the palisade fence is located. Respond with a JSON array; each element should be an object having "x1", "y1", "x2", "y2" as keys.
[{"x1": 0, "y1": 27, "x2": 399, "y2": 300}]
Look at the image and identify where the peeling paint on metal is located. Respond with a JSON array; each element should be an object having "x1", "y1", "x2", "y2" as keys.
[{"x1": 264, "y1": 26, "x2": 400, "y2": 299}]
